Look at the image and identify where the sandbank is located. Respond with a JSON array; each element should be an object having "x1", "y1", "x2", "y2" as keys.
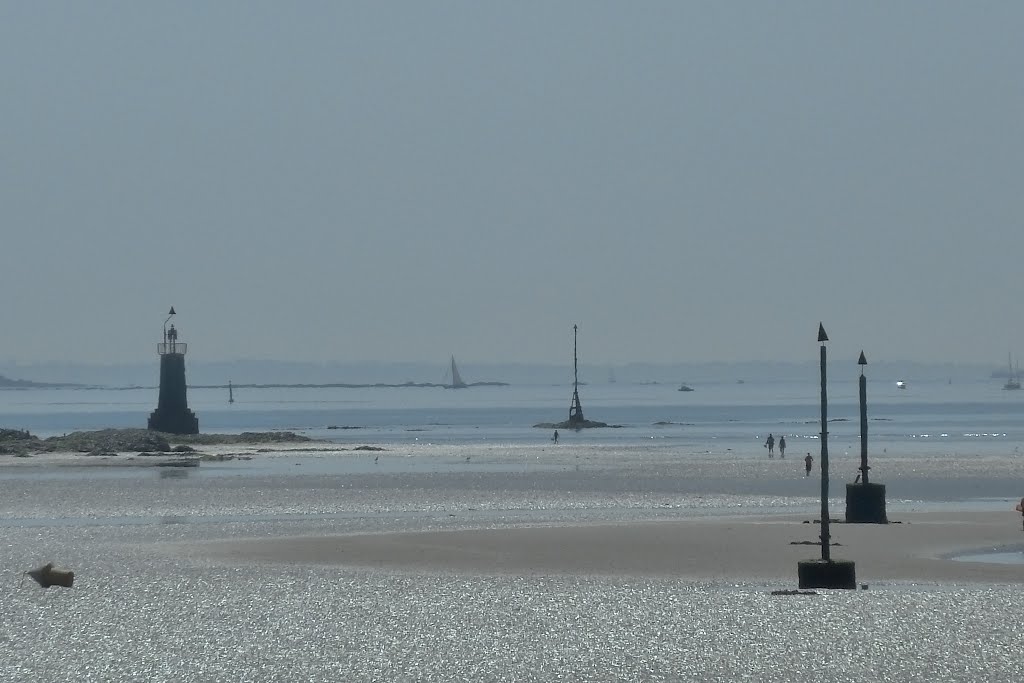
[{"x1": 188, "y1": 510, "x2": 1024, "y2": 584}]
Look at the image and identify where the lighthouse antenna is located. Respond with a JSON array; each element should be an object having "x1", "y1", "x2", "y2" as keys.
[{"x1": 573, "y1": 324, "x2": 579, "y2": 391}]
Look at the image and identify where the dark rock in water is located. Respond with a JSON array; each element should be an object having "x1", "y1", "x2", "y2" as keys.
[
  {"x1": 172, "y1": 445, "x2": 197, "y2": 453},
  {"x1": 180, "y1": 431, "x2": 312, "y2": 445},
  {"x1": 533, "y1": 420, "x2": 620, "y2": 430},
  {"x1": 156, "y1": 459, "x2": 199, "y2": 468},
  {"x1": 0, "y1": 429, "x2": 42, "y2": 456},
  {"x1": 200, "y1": 453, "x2": 248, "y2": 462},
  {"x1": 2, "y1": 427, "x2": 313, "y2": 457},
  {"x1": 50, "y1": 429, "x2": 171, "y2": 454}
]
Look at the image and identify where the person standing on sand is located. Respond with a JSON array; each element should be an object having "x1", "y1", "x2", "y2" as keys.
[
  {"x1": 552, "y1": 430, "x2": 559, "y2": 444},
  {"x1": 778, "y1": 436, "x2": 786, "y2": 459},
  {"x1": 765, "y1": 433, "x2": 775, "y2": 458},
  {"x1": 804, "y1": 453, "x2": 813, "y2": 476}
]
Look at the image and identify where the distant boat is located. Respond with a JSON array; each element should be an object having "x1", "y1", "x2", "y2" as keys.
[
  {"x1": 228, "y1": 380, "x2": 235, "y2": 404},
  {"x1": 1004, "y1": 354, "x2": 1021, "y2": 390},
  {"x1": 896, "y1": 380, "x2": 907, "y2": 390},
  {"x1": 446, "y1": 356, "x2": 468, "y2": 389},
  {"x1": 678, "y1": 384, "x2": 694, "y2": 392}
]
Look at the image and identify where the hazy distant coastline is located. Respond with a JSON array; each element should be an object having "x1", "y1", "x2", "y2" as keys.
[
  {"x1": 0, "y1": 359, "x2": 1008, "y2": 390},
  {"x1": 191, "y1": 381, "x2": 511, "y2": 389},
  {"x1": 0, "y1": 374, "x2": 83, "y2": 389},
  {"x1": 0, "y1": 377, "x2": 510, "y2": 391}
]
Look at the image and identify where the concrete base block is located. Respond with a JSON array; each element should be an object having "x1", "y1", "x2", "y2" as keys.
[
  {"x1": 845, "y1": 482, "x2": 888, "y2": 523},
  {"x1": 797, "y1": 559, "x2": 857, "y2": 589}
]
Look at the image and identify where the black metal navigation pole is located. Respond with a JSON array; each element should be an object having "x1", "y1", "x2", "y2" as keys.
[
  {"x1": 858, "y1": 352, "x2": 869, "y2": 486},
  {"x1": 818, "y1": 323, "x2": 831, "y2": 562},
  {"x1": 798, "y1": 323, "x2": 856, "y2": 589},
  {"x1": 568, "y1": 324, "x2": 585, "y2": 428},
  {"x1": 163, "y1": 306, "x2": 175, "y2": 345},
  {"x1": 845, "y1": 350, "x2": 888, "y2": 523}
]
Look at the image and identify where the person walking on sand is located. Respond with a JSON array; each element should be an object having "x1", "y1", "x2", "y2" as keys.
[
  {"x1": 804, "y1": 453, "x2": 813, "y2": 477},
  {"x1": 778, "y1": 435, "x2": 786, "y2": 459},
  {"x1": 552, "y1": 430, "x2": 559, "y2": 444},
  {"x1": 765, "y1": 433, "x2": 775, "y2": 458}
]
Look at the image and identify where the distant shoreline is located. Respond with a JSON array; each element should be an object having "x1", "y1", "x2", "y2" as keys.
[
  {"x1": 0, "y1": 374, "x2": 84, "y2": 389},
  {"x1": 191, "y1": 381, "x2": 511, "y2": 390}
]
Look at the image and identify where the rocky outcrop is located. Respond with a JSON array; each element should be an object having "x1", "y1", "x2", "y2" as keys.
[
  {"x1": 0, "y1": 429, "x2": 35, "y2": 454},
  {"x1": 533, "y1": 420, "x2": 620, "y2": 429},
  {"x1": 53, "y1": 429, "x2": 172, "y2": 454},
  {"x1": 0, "y1": 427, "x2": 312, "y2": 456},
  {"x1": 178, "y1": 431, "x2": 311, "y2": 446}
]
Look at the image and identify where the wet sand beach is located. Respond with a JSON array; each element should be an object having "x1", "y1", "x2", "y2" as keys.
[
  {"x1": 5, "y1": 441, "x2": 1024, "y2": 681},
  {"x1": 192, "y1": 510, "x2": 1024, "y2": 584}
]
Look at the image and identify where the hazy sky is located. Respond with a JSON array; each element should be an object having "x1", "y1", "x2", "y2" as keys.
[{"x1": 3, "y1": 2, "x2": 1022, "y2": 366}]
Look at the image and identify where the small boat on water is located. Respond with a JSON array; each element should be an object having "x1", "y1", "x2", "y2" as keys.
[
  {"x1": 228, "y1": 380, "x2": 235, "y2": 404},
  {"x1": 678, "y1": 384, "x2": 694, "y2": 392},
  {"x1": 1004, "y1": 353, "x2": 1021, "y2": 390},
  {"x1": 446, "y1": 356, "x2": 468, "y2": 389},
  {"x1": 896, "y1": 380, "x2": 907, "y2": 390}
]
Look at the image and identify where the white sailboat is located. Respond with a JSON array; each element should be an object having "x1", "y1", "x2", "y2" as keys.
[
  {"x1": 1004, "y1": 354, "x2": 1021, "y2": 390},
  {"x1": 447, "y1": 356, "x2": 468, "y2": 389}
]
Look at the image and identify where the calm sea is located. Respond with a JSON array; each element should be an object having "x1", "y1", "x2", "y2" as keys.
[{"x1": 2, "y1": 377, "x2": 1022, "y2": 457}]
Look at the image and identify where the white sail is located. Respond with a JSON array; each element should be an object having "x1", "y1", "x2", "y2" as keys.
[{"x1": 449, "y1": 356, "x2": 468, "y2": 389}]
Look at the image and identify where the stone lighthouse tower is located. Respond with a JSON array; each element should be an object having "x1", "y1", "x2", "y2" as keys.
[{"x1": 148, "y1": 307, "x2": 199, "y2": 434}]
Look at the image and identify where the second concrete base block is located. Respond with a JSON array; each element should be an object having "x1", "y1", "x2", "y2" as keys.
[
  {"x1": 798, "y1": 559, "x2": 857, "y2": 589},
  {"x1": 845, "y1": 482, "x2": 888, "y2": 524}
]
